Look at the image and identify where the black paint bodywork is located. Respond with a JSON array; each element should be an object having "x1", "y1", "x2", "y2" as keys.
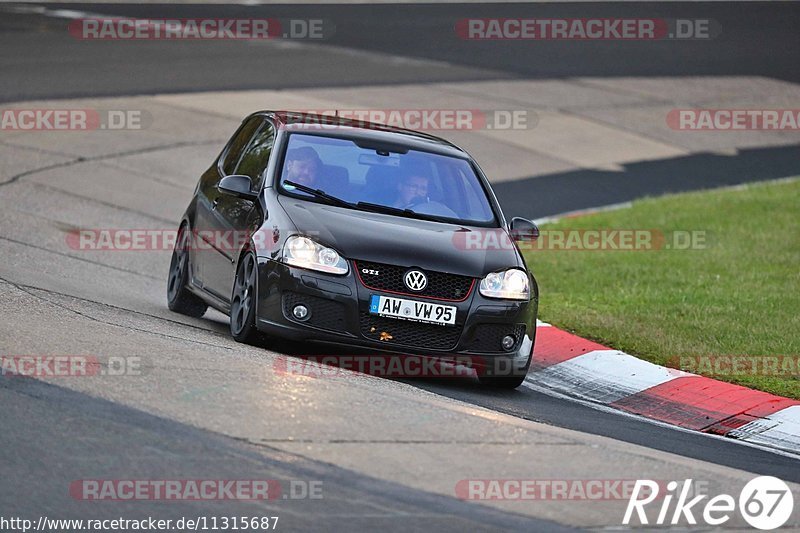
[{"x1": 176, "y1": 112, "x2": 539, "y2": 373}]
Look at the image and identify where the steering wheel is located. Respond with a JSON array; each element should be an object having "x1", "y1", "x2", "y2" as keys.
[
  {"x1": 405, "y1": 195, "x2": 429, "y2": 209},
  {"x1": 407, "y1": 198, "x2": 459, "y2": 219}
]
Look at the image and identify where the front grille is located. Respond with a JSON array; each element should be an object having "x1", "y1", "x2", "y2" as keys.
[
  {"x1": 355, "y1": 260, "x2": 474, "y2": 301},
  {"x1": 360, "y1": 312, "x2": 463, "y2": 351},
  {"x1": 283, "y1": 291, "x2": 347, "y2": 332},
  {"x1": 466, "y1": 323, "x2": 526, "y2": 353}
]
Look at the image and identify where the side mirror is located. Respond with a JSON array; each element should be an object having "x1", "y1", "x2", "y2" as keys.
[
  {"x1": 509, "y1": 217, "x2": 540, "y2": 242},
  {"x1": 218, "y1": 175, "x2": 258, "y2": 201}
]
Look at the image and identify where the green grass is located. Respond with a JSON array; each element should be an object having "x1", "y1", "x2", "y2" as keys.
[{"x1": 524, "y1": 178, "x2": 800, "y2": 399}]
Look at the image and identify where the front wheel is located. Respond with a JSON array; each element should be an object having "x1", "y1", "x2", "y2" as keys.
[
  {"x1": 167, "y1": 225, "x2": 208, "y2": 318},
  {"x1": 477, "y1": 353, "x2": 531, "y2": 389},
  {"x1": 478, "y1": 374, "x2": 527, "y2": 389},
  {"x1": 230, "y1": 251, "x2": 260, "y2": 344}
]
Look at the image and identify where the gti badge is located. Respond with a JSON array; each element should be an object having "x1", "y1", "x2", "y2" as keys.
[{"x1": 404, "y1": 269, "x2": 427, "y2": 291}]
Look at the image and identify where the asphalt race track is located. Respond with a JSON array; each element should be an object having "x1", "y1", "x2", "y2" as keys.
[
  {"x1": 3, "y1": 2, "x2": 799, "y2": 218},
  {"x1": 1, "y1": 2, "x2": 799, "y2": 530},
  {"x1": 5, "y1": 2, "x2": 800, "y2": 100}
]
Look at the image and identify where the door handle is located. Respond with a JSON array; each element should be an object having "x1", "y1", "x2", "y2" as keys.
[{"x1": 211, "y1": 197, "x2": 220, "y2": 210}]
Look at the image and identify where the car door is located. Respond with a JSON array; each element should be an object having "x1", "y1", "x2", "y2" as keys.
[
  {"x1": 193, "y1": 116, "x2": 262, "y2": 300},
  {"x1": 202, "y1": 118, "x2": 276, "y2": 301}
]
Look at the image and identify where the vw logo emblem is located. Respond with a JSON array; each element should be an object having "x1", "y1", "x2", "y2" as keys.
[{"x1": 404, "y1": 269, "x2": 427, "y2": 292}]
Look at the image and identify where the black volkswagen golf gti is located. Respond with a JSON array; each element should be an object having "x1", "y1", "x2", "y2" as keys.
[{"x1": 167, "y1": 111, "x2": 540, "y2": 388}]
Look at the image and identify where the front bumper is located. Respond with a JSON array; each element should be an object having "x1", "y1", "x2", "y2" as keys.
[{"x1": 255, "y1": 258, "x2": 538, "y2": 371}]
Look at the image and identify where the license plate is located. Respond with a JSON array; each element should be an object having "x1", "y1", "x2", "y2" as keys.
[{"x1": 369, "y1": 295, "x2": 456, "y2": 326}]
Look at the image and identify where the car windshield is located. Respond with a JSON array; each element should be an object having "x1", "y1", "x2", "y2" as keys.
[{"x1": 277, "y1": 133, "x2": 498, "y2": 226}]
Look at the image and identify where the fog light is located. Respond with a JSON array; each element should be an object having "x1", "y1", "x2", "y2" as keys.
[
  {"x1": 501, "y1": 335, "x2": 516, "y2": 351},
  {"x1": 292, "y1": 304, "x2": 310, "y2": 321}
]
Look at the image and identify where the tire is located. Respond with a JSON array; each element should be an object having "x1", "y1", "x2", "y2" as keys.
[
  {"x1": 167, "y1": 224, "x2": 208, "y2": 318},
  {"x1": 477, "y1": 354, "x2": 532, "y2": 389},
  {"x1": 230, "y1": 251, "x2": 260, "y2": 344},
  {"x1": 477, "y1": 374, "x2": 527, "y2": 389}
]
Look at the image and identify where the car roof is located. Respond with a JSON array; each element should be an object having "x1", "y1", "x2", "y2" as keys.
[{"x1": 250, "y1": 110, "x2": 470, "y2": 159}]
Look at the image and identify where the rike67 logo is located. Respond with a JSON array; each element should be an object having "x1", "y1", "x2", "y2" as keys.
[{"x1": 623, "y1": 477, "x2": 795, "y2": 529}]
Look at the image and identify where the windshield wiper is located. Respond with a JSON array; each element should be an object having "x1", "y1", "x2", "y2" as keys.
[
  {"x1": 283, "y1": 182, "x2": 448, "y2": 223},
  {"x1": 356, "y1": 201, "x2": 416, "y2": 217},
  {"x1": 283, "y1": 180, "x2": 353, "y2": 209},
  {"x1": 356, "y1": 201, "x2": 447, "y2": 223}
]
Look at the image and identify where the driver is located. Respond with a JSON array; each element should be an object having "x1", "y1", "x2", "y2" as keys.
[
  {"x1": 393, "y1": 173, "x2": 429, "y2": 209},
  {"x1": 284, "y1": 146, "x2": 322, "y2": 188}
]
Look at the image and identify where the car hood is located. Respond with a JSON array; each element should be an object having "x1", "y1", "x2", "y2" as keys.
[{"x1": 277, "y1": 197, "x2": 522, "y2": 277}]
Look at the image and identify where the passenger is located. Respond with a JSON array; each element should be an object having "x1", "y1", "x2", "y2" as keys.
[{"x1": 393, "y1": 173, "x2": 429, "y2": 209}]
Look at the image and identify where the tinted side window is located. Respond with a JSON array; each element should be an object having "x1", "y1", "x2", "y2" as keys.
[
  {"x1": 235, "y1": 121, "x2": 276, "y2": 189},
  {"x1": 221, "y1": 117, "x2": 262, "y2": 176}
]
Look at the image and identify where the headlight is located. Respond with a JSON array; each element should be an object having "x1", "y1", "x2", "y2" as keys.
[
  {"x1": 282, "y1": 236, "x2": 349, "y2": 275},
  {"x1": 479, "y1": 269, "x2": 530, "y2": 300}
]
